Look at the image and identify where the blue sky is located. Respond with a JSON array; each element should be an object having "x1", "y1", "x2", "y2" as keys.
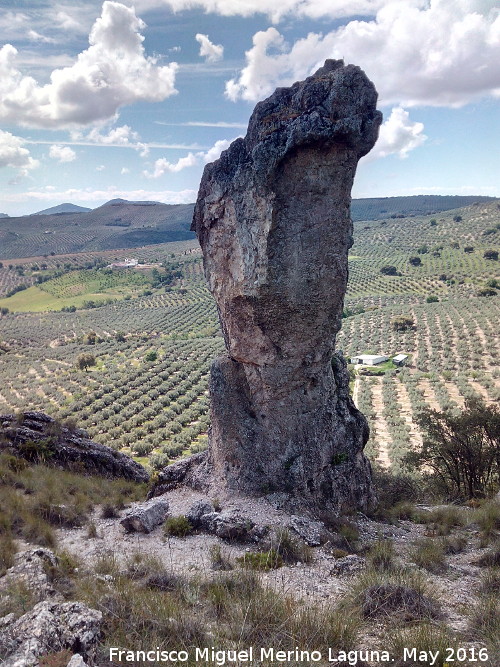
[{"x1": 0, "y1": 0, "x2": 499, "y2": 216}]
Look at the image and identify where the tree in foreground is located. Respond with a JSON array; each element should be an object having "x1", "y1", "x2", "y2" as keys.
[
  {"x1": 76, "y1": 353, "x2": 96, "y2": 372},
  {"x1": 405, "y1": 399, "x2": 500, "y2": 500}
]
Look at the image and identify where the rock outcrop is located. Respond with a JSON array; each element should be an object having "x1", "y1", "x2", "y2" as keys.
[
  {"x1": 0, "y1": 548, "x2": 61, "y2": 606},
  {"x1": 0, "y1": 601, "x2": 102, "y2": 667},
  {"x1": 190, "y1": 60, "x2": 381, "y2": 513},
  {"x1": 0, "y1": 411, "x2": 149, "y2": 483}
]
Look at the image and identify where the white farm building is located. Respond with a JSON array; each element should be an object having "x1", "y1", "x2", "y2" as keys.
[{"x1": 350, "y1": 354, "x2": 389, "y2": 366}]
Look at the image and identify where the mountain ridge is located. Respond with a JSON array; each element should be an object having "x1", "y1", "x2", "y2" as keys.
[{"x1": 0, "y1": 195, "x2": 496, "y2": 259}]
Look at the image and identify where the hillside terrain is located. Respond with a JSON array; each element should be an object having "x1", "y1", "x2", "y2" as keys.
[
  {"x1": 0, "y1": 196, "x2": 499, "y2": 667},
  {"x1": 0, "y1": 199, "x2": 196, "y2": 258},
  {"x1": 33, "y1": 203, "x2": 92, "y2": 215},
  {"x1": 0, "y1": 199, "x2": 498, "y2": 471},
  {"x1": 0, "y1": 195, "x2": 494, "y2": 260}
]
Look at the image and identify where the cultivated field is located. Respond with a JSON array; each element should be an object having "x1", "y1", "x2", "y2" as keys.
[{"x1": 0, "y1": 200, "x2": 498, "y2": 470}]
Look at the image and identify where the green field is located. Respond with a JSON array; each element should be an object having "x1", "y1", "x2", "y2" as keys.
[{"x1": 0, "y1": 201, "x2": 498, "y2": 471}]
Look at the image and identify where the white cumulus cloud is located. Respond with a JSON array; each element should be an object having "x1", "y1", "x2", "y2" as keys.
[
  {"x1": 49, "y1": 144, "x2": 76, "y2": 162},
  {"x1": 0, "y1": 129, "x2": 39, "y2": 176},
  {"x1": 195, "y1": 33, "x2": 224, "y2": 62},
  {"x1": 0, "y1": 1, "x2": 178, "y2": 129},
  {"x1": 364, "y1": 107, "x2": 427, "y2": 161},
  {"x1": 144, "y1": 138, "x2": 233, "y2": 178},
  {"x1": 225, "y1": 1, "x2": 500, "y2": 108},
  {"x1": 74, "y1": 124, "x2": 150, "y2": 156}
]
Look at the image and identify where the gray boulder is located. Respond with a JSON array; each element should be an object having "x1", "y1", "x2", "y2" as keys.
[
  {"x1": 148, "y1": 451, "x2": 209, "y2": 497},
  {"x1": 0, "y1": 601, "x2": 102, "y2": 667},
  {"x1": 199, "y1": 511, "x2": 255, "y2": 542},
  {"x1": 120, "y1": 498, "x2": 169, "y2": 533},
  {"x1": 67, "y1": 655, "x2": 89, "y2": 667},
  {"x1": 186, "y1": 499, "x2": 215, "y2": 528},
  {"x1": 288, "y1": 516, "x2": 326, "y2": 546},
  {"x1": 0, "y1": 548, "x2": 60, "y2": 605}
]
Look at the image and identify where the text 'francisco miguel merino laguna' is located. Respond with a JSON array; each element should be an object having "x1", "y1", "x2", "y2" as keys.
[{"x1": 108, "y1": 647, "x2": 397, "y2": 665}]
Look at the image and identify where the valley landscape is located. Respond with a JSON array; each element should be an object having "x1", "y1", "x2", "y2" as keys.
[
  {"x1": 1, "y1": 0, "x2": 500, "y2": 665},
  {"x1": 1, "y1": 192, "x2": 500, "y2": 667},
  {"x1": 1, "y1": 195, "x2": 498, "y2": 473}
]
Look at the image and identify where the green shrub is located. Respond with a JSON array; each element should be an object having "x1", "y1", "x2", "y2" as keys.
[
  {"x1": 209, "y1": 543, "x2": 233, "y2": 571},
  {"x1": 391, "y1": 315, "x2": 414, "y2": 331},
  {"x1": 236, "y1": 549, "x2": 283, "y2": 571},
  {"x1": 479, "y1": 567, "x2": 500, "y2": 596},
  {"x1": 391, "y1": 624, "x2": 458, "y2": 667},
  {"x1": 415, "y1": 506, "x2": 467, "y2": 536},
  {"x1": 0, "y1": 533, "x2": 17, "y2": 575},
  {"x1": 101, "y1": 503, "x2": 119, "y2": 519},
  {"x1": 163, "y1": 515, "x2": 193, "y2": 537},
  {"x1": 476, "y1": 544, "x2": 500, "y2": 567},
  {"x1": 405, "y1": 400, "x2": 500, "y2": 500},
  {"x1": 468, "y1": 595, "x2": 500, "y2": 645},
  {"x1": 371, "y1": 469, "x2": 421, "y2": 517},
  {"x1": 472, "y1": 501, "x2": 500, "y2": 545},
  {"x1": 271, "y1": 528, "x2": 313, "y2": 564}
]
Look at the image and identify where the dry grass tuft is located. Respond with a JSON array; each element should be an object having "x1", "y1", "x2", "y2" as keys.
[
  {"x1": 346, "y1": 568, "x2": 441, "y2": 623},
  {"x1": 410, "y1": 538, "x2": 446, "y2": 572}
]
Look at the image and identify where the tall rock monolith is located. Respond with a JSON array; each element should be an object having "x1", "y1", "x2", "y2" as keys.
[{"x1": 192, "y1": 60, "x2": 382, "y2": 513}]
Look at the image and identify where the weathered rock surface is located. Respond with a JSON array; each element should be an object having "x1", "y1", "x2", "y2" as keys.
[
  {"x1": 198, "y1": 510, "x2": 256, "y2": 542},
  {"x1": 185, "y1": 499, "x2": 215, "y2": 528},
  {"x1": 0, "y1": 601, "x2": 102, "y2": 667},
  {"x1": 120, "y1": 498, "x2": 169, "y2": 533},
  {"x1": 330, "y1": 554, "x2": 366, "y2": 576},
  {"x1": 0, "y1": 548, "x2": 60, "y2": 604},
  {"x1": 288, "y1": 515, "x2": 326, "y2": 546},
  {"x1": 190, "y1": 59, "x2": 381, "y2": 512},
  {"x1": 0, "y1": 411, "x2": 149, "y2": 483},
  {"x1": 148, "y1": 451, "x2": 208, "y2": 497}
]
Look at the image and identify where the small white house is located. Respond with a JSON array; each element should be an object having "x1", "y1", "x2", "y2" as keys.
[
  {"x1": 107, "y1": 258, "x2": 139, "y2": 269},
  {"x1": 350, "y1": 354, "x2": 389, "y2": 366},
  {"x1": 393, "y1": 354, "x2": 408, "y2": 366}
]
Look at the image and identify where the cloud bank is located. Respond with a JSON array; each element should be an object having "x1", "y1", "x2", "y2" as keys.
[
  {"x1": 365, "y1": 107, "x2": 427, "y2": 162},
  {"x1": 135, "y1": 0, "x2": 394, "y2": 22},
  {"x1": 225, "y1": 1, "x2": 500, "y2": 108}
]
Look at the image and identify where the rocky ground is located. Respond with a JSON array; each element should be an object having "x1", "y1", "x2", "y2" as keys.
[{"x1": 2, "y1": 485, "x2": 499, "y2": 667}]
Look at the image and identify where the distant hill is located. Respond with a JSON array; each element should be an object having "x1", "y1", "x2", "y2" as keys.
[
  {"x1": 33, "y1": 203, "x2": 92, "y2": 215},
  {"x1": 0, "y1": 199, "x2": 196, "y2": 259},
  {"x1": 350, "y1": 195, "x2": 495, "y2": 221},
  {"x1": 0, "y1": 195, "x2": 497, "y2": 259},
  {"x1": 0, "y1": 213, "x2": 9, "y2": 219}
]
